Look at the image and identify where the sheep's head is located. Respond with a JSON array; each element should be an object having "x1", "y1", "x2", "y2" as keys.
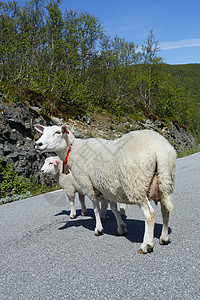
[
  {"x1": 41, "y1": 156, "x2": 62, "y2": 176},
  {"x1": 34, "y1": 124, "x2": 70, "y2": 154}
]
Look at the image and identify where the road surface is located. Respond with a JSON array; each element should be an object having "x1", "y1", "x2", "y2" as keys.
[{"x1": 0, "y1": 153, "x2": 200, "y2": 299}]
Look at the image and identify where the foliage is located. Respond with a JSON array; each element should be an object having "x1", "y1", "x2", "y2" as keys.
[
  {"x1": 0, "y1": 191, "x2": 32, "y2": 205},
  {"x1": 0, "y1": 157, "x2": 36, "y2": 198},
  {"x1": 177, "y1": 144, "x2": 200, "y2": 158},
  {"x1": 0, "y1": 0, "x2": 199, "y2": 135}
]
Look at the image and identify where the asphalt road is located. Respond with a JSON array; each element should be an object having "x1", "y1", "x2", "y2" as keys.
[{"x1": 0, "y1": 153, "x2": 200, "y2": 300}]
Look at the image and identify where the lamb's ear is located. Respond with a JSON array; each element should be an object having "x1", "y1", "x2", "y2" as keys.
[
  {"x1": 34, "y1": 124, "x2": 45, "y2": 133},
  {"x1": 61, "y1": 125, "x2": 69, "y2": 135},
  {"x1": 54, "y1": 160, "x2": 59, "y2": 166}
]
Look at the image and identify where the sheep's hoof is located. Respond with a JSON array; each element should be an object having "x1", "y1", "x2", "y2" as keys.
[
  {"x1": 137, "y1": 249, "x2": 147, "y2": 254},
  {"x1": 159, "y1": 238, "x2": 169, "y2": 245},
  {"x1": 81, "y1": 211, "x2": 87, "y2": 216},
  {"x1": 94, "y1": 230, "x2": 104, "y2": 236},
  {"x1": 117, "y1": 232, "x2": 127, "y2": 236},
  {"x1": 137, "y1": 245, "x2": 153, "y2": 254},
  {"x1": 117, "y1": 224, "x2": 127, "y2": 236},
  {"x1": 70, "y1": 215, "x2": 77, "y2": 219}
]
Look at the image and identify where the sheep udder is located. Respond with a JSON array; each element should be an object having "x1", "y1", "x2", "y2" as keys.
[{"x1": 147, "y1": 175, "x2": 161, "y2": 203}]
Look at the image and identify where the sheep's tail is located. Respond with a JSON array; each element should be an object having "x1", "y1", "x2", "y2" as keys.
[{"x1": 156, "y1": 149, "x2": 176, "y2": 212}]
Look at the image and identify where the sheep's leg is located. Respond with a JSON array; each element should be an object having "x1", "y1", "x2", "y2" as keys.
[
  {"x1": 110, "y1": 202, "x2": 127, "y2": 236},
  {"x1": 119, "y1": 203, "x2": 126, "y2": 219},
  {"x1": 138, "y1": 199, "x2": 155, "y2": 254},
  {"x1": 69, "y1": 196, "x2": 76, "y2": 219},
  {"x1": 99, "y1": 197, "x2": 108, "y2": 219},
  {"x1": 159, "y1": 202, "x2": 170, "y2": 245},
  {"x1": 78, "y1": 193, "x2": 87, "y2": 216},
  {"x1": 92, "y1": 200, "x2": 104, "y2": 236}
]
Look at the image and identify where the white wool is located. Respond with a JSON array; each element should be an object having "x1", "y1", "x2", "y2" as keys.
[
  {"x1": 36, "y1": 125, "x2": 176, "y2": 254},
  {"x1": 41, "y1": 156, "x2": 87, "y2": 219}
]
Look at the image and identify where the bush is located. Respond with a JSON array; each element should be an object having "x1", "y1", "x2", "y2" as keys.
[
  {"x1": 0, "y1": 192, "x2": 32, "y2": 205},
  {"x1": 0, "y1": 157, "x2": 36, "y2": 198}
]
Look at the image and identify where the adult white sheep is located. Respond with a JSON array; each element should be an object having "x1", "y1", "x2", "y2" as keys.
[
  {"x1": 41, "y1": 156, "x2": 87, "y2": 219},
  {"x1": 35, "y1": 125, "x2": 176, "y2": 254}
]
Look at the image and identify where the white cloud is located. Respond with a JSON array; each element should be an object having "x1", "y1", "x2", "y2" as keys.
[{"x1": 159, "y1": 38, "x2": 200, "y2": 50}]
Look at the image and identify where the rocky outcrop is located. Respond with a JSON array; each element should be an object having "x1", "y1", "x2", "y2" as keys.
[
  {"x1": 0, "y1": 100, "x2": 198, "y2": 185},
  {"x1": 0, "y1": 101, "x2": 55, "y2": 183},
  {"x1": 0, "y1": 100, "x2": 89, "y2": 184},
  {"x1": 135, "y1": 119, "x2": 198, "y2": 152}
]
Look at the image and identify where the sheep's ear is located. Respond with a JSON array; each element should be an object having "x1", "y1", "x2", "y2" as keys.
[
  {"x1": 61, "y1": 125, "x2": 69, "y2": 135},
  {"x1": 34, "y1": 124, "x2": 45, "y2": 133}
]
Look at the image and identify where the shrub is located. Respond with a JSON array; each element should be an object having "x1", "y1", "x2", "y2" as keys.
[{"x1": 0, "y1": 157, "x2": 36, "y2": 198}]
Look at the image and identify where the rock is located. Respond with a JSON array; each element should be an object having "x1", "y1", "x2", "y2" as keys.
[
  {"x1": 82, "y1": 114, "x2": 92, "y2": 125},
  {"x1": 136, "y1": 118, "x2": 198, "y2": 152},
  {"x1": 51, "y1": 116, "x2": 63, "y2": 126},
  {"x1": 30, "y1": 106, "x2": 41, "y2": 113},
  {"x1": 0, "y1": 100, "x2": 56, "y2": 183},
  {"x1": 0, "y1": 99, "x2": 198, "y2": 186}
]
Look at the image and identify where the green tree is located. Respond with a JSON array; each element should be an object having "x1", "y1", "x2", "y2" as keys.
[
  {"x1": 88, "y1": 35, "x2": 139, "y2": 113},
  {"x1": 45, "y1": 0, "x2": 64, "y2": 91},
  {"x1": 0, "y1": 1, "x2": 19, "y2": 82},
  {"x1": 61, "y1": 10, "x2": 104, "y2": 106},
  {"x1": 139, "y1": 30, "x2": 163, "y2": 110},
  {"x1": 0, "y1": 1, "x2": 199, "y2": 136}
]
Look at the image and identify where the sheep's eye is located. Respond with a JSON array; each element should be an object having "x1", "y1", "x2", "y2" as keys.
[
  {"x1": 49, "y1": 162, "x2": 53, "y2": 165},
  {"x1": 55, "y1": 131, "x2": 61, "y2": 135}
]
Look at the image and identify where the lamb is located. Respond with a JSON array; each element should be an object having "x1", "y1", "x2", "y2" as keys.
[
  {"x1": 41, "y1": 156, "x2": 87, "y2": 219},
  {"x1": 35, "y1": 124, "x2": 176, "y2": 254},
  {"x1": 41, "y1": 155, "x2": 111, "y2": 220}
]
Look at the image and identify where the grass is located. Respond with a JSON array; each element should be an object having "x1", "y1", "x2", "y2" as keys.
[
  {"x1": 0, "y1": 184, "x2": 61, "y2": 205},
  {"x1": 177, "y1": 144, "x2": 200, "y2": 158}
]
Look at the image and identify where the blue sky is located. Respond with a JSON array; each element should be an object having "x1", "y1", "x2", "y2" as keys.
[{"x1": 5, "y1": 0, "x2": 200, "y2": 65}]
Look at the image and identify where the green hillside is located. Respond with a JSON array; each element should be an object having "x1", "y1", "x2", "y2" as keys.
[
  {"x1": 164, "y1": 64, "x2": 200, "y2": 103},
  {"x1": 0, "y1": 0, "x2": 199, "y2": 137}
]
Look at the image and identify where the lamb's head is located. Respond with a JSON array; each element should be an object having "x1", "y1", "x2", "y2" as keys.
[
  {"x1": 41, "y1": 156, "x2": 62, "y2": 177},
  {"x1": 34, "y1": 124, "x2": 72, "y2": 154}
]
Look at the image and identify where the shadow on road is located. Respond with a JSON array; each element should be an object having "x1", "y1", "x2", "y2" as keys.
[{"x1": 55, "y1": 209, "x2": 171, "y2": 244}]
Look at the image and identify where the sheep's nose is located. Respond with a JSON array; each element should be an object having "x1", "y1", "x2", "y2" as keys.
[
  {"x1": 35, "y1": 142, "x2": 43, "y2": 149},
  {"x1": 37, "y1": 142, "x2": 43, "y2": 147}
]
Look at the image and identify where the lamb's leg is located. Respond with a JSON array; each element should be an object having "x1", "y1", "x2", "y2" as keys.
[
  {"x1": 159, "y1": 202, "x2": 170, "y2": 245},
  {"x1": 78, "y1": 193, "x2": 87, "y2": 216},
  {"x1": 110, "y1": 202, "x2": 127, "y2": 236},
  {"x1": 92, "y1": 200, "x2": 104, "y2": 236},
  {"x1": 137, "y1": 199, "x2": 155, "y2": 254},
  {"x1": 69, "y1": 196, "x2": 76, "y2": 219},
  {"x1": 119, "y1": 203, "x2": 126, "y2": 219},
  {"x1": 99, "y1": 197, "x2": 108, "y2": 219}
]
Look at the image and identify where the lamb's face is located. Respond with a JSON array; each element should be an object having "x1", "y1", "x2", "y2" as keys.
[
  {"x1": 35, "y1": 125, "x2": 67, "y2": 153},
  {"x1": 41, "y1": 157, "x2": 60, "y2": 176}
]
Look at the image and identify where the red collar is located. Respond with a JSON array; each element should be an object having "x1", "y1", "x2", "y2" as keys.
[{"x1": 64, "y1": 145, "x2": 72, "y2": 165}]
